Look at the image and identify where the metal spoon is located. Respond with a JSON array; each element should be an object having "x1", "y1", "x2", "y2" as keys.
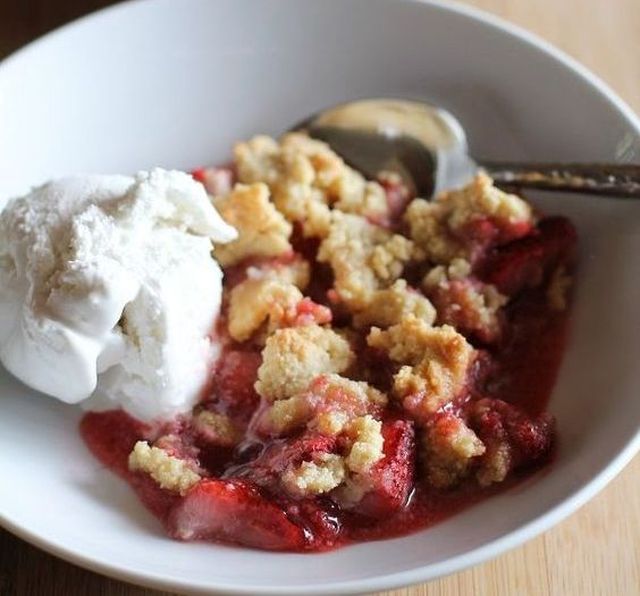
[{"x1": 292, "y1": 98, "x2": 640, "y2": 199}]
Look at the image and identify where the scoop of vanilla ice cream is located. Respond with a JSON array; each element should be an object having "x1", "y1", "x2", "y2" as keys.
[{"x1": 0, "y1": 168, "x2": 237, "y2": 420}]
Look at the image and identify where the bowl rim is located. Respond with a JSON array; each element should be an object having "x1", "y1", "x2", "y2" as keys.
[{"x1": 1, "y1": 0, "x2": 639, "y2": 594}]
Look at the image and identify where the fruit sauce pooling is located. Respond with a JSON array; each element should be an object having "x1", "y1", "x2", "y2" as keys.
[{"x1": 81, "y1": 178, "x2": 576, "y2": 553}]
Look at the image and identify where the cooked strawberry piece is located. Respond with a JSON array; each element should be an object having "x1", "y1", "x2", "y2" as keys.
[
  {"x1": 358, "y1": 419, "x2": 415, "y2": 518},
  {"x1": 283, "y1": 498, "x2": 342, "y2": 549},
  {"x1": 80, "y1": 410, "x2": 146, "y2": 476},
  {"x1": 208, "y1": 350, "x2": 261, "y2": 422},
  {"x1": 479, "y1": 217, "x2": 576, "y2": 295},
  {"x1": 470, "y1": 398, "x2": 554, "y2": 473},
  {"x1": 167, "y1": 479, "x2": 306, "y2": 550}
]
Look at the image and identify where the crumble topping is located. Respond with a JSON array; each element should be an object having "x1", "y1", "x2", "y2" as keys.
[
  {"x1": 128, "y1": 441, "x2": 201, "y2": 495},
  {"x1": 278, "y1": 415, "x2": 385, "y2": 499},
  {"x1": 213, "y1": 182, "x2": 292, "y2": 267},
  {"x1": 255, "y1": 325, "x2": 354, "y2": 401},
  {"x1": 421, "y1": 413, "x2": 485, "y2": 488},
  {"x1": 317, "y1": 211, "x2": 414, "y2": 310},
  {"x1": 423, "y1": 261, "x2": 507, "y2": 343},
  {"x1": 281, "y1": 453, "x2": 347, "y2": 497},
  {"x1": 343, "y1": 415, "x2": 385, "y2": 474},
  {"x1": 476, "y1": 441, "x2": 511, "y2": 486},
  {"x1": 193, "y1": 411, "x2": 241, "y2": 447},
  {"x1": 367, "y1": 318, "x2": 475, "y2": 418},
  {"x1": 234, "y1": 133, "x2": 389, "y2": 236},
  {"x1": 353, "y1": 279, "x2": 436, "y2": 329},
  {"x1": 244, "y1": 256, "x2": 311, "y2": 290},
  {"x1": 227, "y1": 277, "x2": 329, "y2": 342},
  {"x1": 261, "y1": 373, "x2": 387, "y2": 435},
  {"x1": 405, "y1": 173, "x2": 533, "y2": 264}
]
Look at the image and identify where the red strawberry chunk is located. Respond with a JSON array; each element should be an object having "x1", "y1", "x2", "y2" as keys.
[
  {"x1": 283, "y1": 498, "x2": 342, "y2": 550},
  {"x1": 167, "y1": 479, "x2": 306, "y2": 551},
  {"x1": 470, "y1": 398, "x2": 554, "y2": 470},
  {"x1": 479, "y1": 217, "x2": 577, "y2": 296},
  {"x1": 209, "y1": 350, "x2": 262, "y2": 422},
  {"x1": 358, "y1": 419, "x2": 416, "y2": 518}
]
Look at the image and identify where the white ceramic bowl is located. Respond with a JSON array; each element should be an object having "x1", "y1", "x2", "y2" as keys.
[{"x1": 1, "y1": 0, "x2": 639, "y2": 593}]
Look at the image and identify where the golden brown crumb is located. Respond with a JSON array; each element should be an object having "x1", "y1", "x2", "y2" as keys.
[
  {"x1": 213, "y1": 183, "x2": 292, "y2": 267},
  {"x1": 329, "y1": 415, "x2": 386, "y2": 507},
  {"x1": 234, "y1": 133, "x2": 390, "y2": 236},
  {"x1": 244, "y1": 257, "x2": 311, "y2": 290},
  {"x1": 344, "y1": 415, "x2": 385, "y2": 474},
  {"x1": 263, "y1": 374, "x2": 386, "y2": 435},
  {"x1": 367, "y1": 318, "x2": 475, "y2": 417},
  {"x1": 281, "y1": 453, "x2": 346, "y2": 497},
  {"x1": 317, "y1": 211, "x2": 414, "y2": 310},
  {"x1": 353, "y1": 279, "x2": 436, "y2": 329},
  {"x1": 193, "y1": 411, "x2": 241, "y2": 447},
  {"x1": 405, "y1": 173, "x2": 533, "y2": 264},
  {"x1": 423, "y1": 262, "x2": 507, "y2": 342},
  {"x1": 227, "y1": 278, "x2": 303, "y2": 342},
  {"x1": 128, "y1": 441, "x2": 200, "y2": 495},
  {"x1": 421, "y1": 415, "x2": 485, "y2": 488},
  {"x1": 255, "y1": 326, "x2": 354, "y2": 401},
  {"x1": 476, "y1": 441, "x2": 512, "y2": 486}
]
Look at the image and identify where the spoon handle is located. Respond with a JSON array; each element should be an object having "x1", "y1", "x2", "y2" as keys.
[{"x1": 481, "y1": 162, "x2": 640, "y2": 198}]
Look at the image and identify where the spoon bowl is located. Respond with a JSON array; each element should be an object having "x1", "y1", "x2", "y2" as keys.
[{"x1": 296, "y1": 98, "x2": 640, "y2": 198}]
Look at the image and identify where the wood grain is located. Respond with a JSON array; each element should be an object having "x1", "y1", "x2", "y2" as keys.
[{"x1": 1, "y1": 1, "x2": 639, "y2": 595}]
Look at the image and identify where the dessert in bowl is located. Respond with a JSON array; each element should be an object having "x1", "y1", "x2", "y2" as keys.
[
  {"x1": 0, "y1": 0, "x2": 639, "y2": 592},
  {"x1": 1, "y1": 133, "x2": 573, "y2": 552}
]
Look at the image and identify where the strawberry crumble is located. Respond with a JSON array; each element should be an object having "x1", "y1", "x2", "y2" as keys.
[{"x1": 81, "y1": 133, "x2": 576, "y2": 552}]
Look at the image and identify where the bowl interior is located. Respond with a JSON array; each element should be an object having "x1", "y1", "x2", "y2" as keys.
[{"x1": 0, "y1": 0, "x2": 639, "y2": 593}]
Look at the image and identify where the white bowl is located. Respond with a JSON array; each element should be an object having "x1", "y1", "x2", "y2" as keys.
[{"x1": 1, "y1": 0, "x2": 639, "y2": 593}]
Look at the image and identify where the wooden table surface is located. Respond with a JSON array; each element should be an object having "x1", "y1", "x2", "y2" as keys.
[{"x1": 1, "y1": 1, "x2": 639, "y2": 595}]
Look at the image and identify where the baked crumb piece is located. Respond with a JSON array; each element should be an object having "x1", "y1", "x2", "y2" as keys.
[
  {"x1": 476, "y1": 441, "x2": 511, "y2": 486},
  {"x1": 317, "y1": 211, "x2": 414, "y2": 310},
  {"x1": 330, "y1": 415, "x2": 387, "y2": 506},
  {"x1": 255, "y1": 325, "x2": 355, "y2": 401},
  {"x1": 421, "y1": 413, "x2": 485, "y2": 488},
  {"x1": 192, "y1": 411, "x2": 241, "y2": 448},
  {"x1": 234, "y1": 133, "x2": 390, "y2": 236},
  {"x1": 353, "y1": 279, "x2": 436, "y2": 329},
  {"x1": 313, "y1": 410, "x2": 350, "y2": 436},
  {"x1": 281, "y1": 453, "x2": 346, "y2": 497},
  {"x1": 261, "y1": 374, "x2": 387, "y2": 435},
  {"x1": 213, "y1": 183, "x2": 292, "y2": 267},
  {"x1": 344, "y1": 415, "x2": 385, "y2": 474},
  {"x1": 128, "y1": 441, "x2": 201, "y2": 495},
  {"x1": 245, "y1": 255, "x2": 311, "y2": 290},
  {"x1": 405, "y1": 173, "x2": 533, "y2": 265},
  {"x1": 227, "y1": 277, "x2": 329, "y2": 342},
  {"x1": 283, "y1": 415, "x2": 385, "y2": 502},
  {"x1": 547, "y1": 266, "x2": 572, "y2": 311},
  {"x1": 423, "y1": 260, "x2": 507, "y2": 343},
  {"x1": 367, "y1": 318, "x2": 475, "y2": 419}
]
